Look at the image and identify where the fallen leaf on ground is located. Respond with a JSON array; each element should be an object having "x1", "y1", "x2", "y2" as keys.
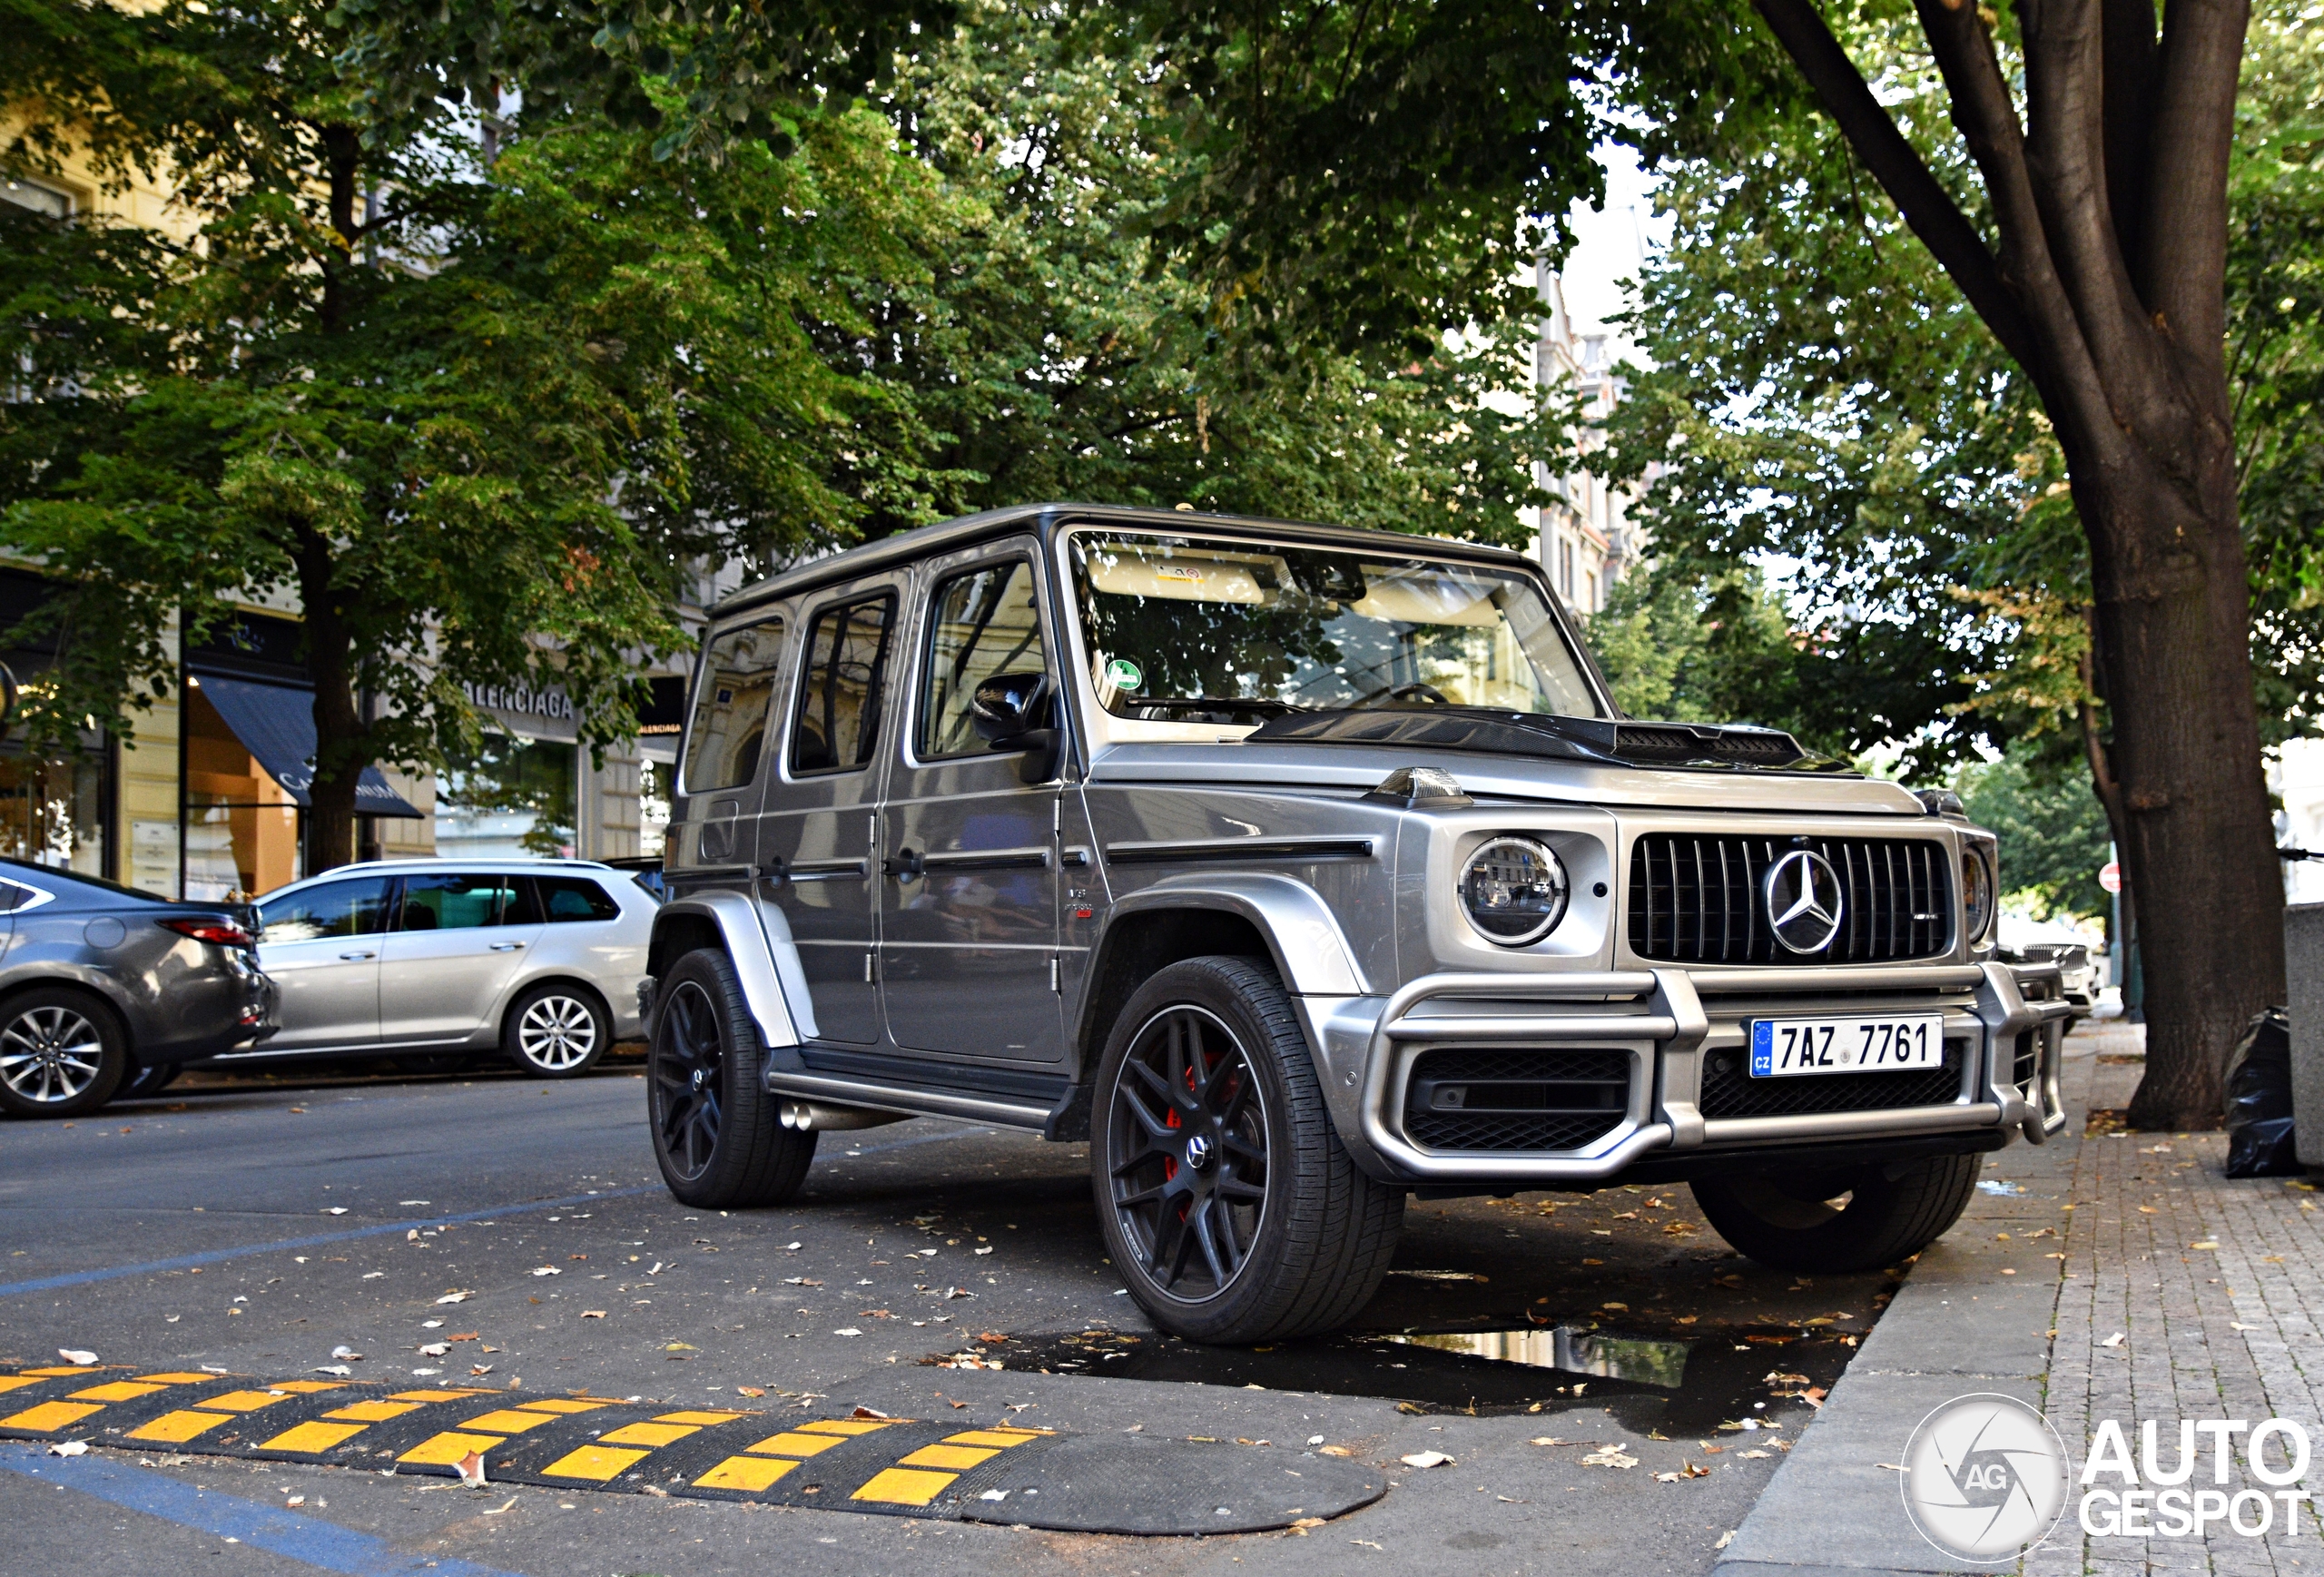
[
  {"x1": 1581, "y1": 1446, "x2": 1639, "y2": 1470},
  {"x1": 530, "y1": 1267, "x2": 560, "y2": 1277},
  {"x1": 1714, "y1": 1531, "x2": 1737, "y2": 1550},
  {"x1": 2190, "y1": 1240, "x2": 2219, "y2": 1250},
  {"x1": 946, "y1": 1287, "x2": 976, "y2": 1299},
  {"x1": 330, "y1": 1345, "x2": 361, "y2": 1360},
  {"x1": 1737, "y1": 1449, "x2": 1770, "y2": 1459},
  {"x1": 419, "y1": 1343, "x2": 449, "y2": 1357},
  {"x1": 852, "y1": 1406, "x2": 891, "y2": 1420},
  {"x1": 978, "y1": 1331, "x2": 1008, "y2": 1345},
  {"x1": 480, "y1": 1497, "x2": 518, "y2": 1515},
  {"x1": 1529, "y1": 1437, "x2": 1571, "y2": 1447},
  {"x1": 454, "y1": 1451, "x2": 487, "y2": 1488},
  {"x1": 469, "y1": 1365, "x2": 492, "y2": 1376},
  {"x1": 2101, "y1": 1332, "x2": 2126, "y2": 1348},
  {"x1": 833, "y1": 1327, "x2": 863, "y2": 1337},
  {"x1": 57, "y1": 1348, "x2": 96, "y2": 1365},
  {"x1": 665, "y1": 1342, "x2": 695, "y2": 1352},
  {"x1": 324, "y1": 1207, "x2": 346, "y2": 1215},
  {"x1": 47, "y1": 1441, "x2": 88, "y2": 1457},
  {"x1": 284, "y1": 1494, "x2": 304, "y2": 1507},
  {"x1": 1289, "y1": 1516, "x2": 1326, "y2": 1535},
  {"x1": 581, "y1": 1310, "x2": 606, "y2": 1319},
  {"x1": 311, "y1": 1365, "x2": 351, "y2": 1377},
  {"x1": 1317, "y1": 1445, "x2": 1353, "y2": 1457},
  {"x1": 737, "y1": 1385, "x2": 765, "y2": 1397},
  {"x1": 1399, "y1": 1451, "x2": 1453, "y2": 1469},
  {"x1": 436, "y1": 1292, "x2": 472, "y2": 1305}
]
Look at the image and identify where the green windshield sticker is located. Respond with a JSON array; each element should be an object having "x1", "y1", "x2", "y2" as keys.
[{"x1": 1104, "y1": 657, "x2": 1144, "y2": 692}]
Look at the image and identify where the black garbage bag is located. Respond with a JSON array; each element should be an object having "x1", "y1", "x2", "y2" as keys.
[{"x1": 2224, "y1": 1006, "x2": 2302, "y2": 1178}]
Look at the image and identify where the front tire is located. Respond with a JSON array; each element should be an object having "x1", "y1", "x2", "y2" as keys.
[
  {"x1": 648, "y1": 947, "x2": 815, "y2": 1208},
  {"x1": 1092, "y1": 956, "x2": 1403, "y2": 1344},
  {"x1": 120, "y1": 1060, "x2": 182, "y2": 1099},
  {"x1": 504, "y1": 983, "x2": 611, "y2": 1078},
  {"x1": 1690, "y1": 1153, "x2": 1982, "y2": 1273},
  {"x1": 0, "y1": 990, "x2": 128, "y2": 1119}
]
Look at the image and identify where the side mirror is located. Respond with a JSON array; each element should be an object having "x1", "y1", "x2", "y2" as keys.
[
  {"x1": 971, "y1": 671, "x2": 1051, "y2": 743},
  {"x1": 970, "y1": 671, "x2": 1060, "y2": 785}
]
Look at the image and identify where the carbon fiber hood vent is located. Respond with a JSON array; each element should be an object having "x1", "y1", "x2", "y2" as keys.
[{"x1": 1245, "y1": 707, "x2": 1854, "y2": 775}]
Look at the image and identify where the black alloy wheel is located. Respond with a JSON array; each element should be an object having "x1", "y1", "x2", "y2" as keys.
[
  {"x1": 1105, "y1": 1004, "x2": 1271, "y2": 1300},
  {"x1": 653, "y1": 977, "x2": 725, "y2": 1186},
  {"x1": 645, "y1": 947, "x2": 815, "y2": 1208},
  {"x1": 1090, "y1": 956, "x2": 1404, "y2": 1345},
  {"x1": 1689, "y1": 1152, "x2": 1983, "y2": 1273}
]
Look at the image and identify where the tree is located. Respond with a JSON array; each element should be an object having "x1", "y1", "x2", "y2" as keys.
[
  {"x1": 1955, "y1": 742, "x2": 2116, "y2": 922},
  {"x1": 1, "y1": 0, "x2": 953, "y2": 869}
]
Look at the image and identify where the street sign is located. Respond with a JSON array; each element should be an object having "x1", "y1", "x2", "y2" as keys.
[{"x1": 2099, "y1": 860, "x2": 2122, "y2": 894}]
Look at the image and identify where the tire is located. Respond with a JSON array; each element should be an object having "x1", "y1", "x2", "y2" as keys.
[
  {"x1": 648, "y1": 947, "x2": 816, "y2": 1208},
  {"x1": 504, "y1": 983, "x2": 612, "y2": 1078},
  {"x1": 1091, "y1": 955, "x2": 1404, "y2": 1344},
  {"x1": 120, "y1": 1061, "x2": 182, "y2": 1099},
  {"x1": 0, "y1": 988, "x2": 128, "y2": 1119},
  {"x1": 1689, "y1": 1153, "x2": 1983, "y2": 1273}
]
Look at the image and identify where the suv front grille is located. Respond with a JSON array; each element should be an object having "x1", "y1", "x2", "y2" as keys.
[
  {"x1": 1698, "y1": 1042, "x2": 1966, "y2": 1119},
  {"x1": 1403, "y1": 1047, "x2": 1630, "y2": 1153},
  {"x1": 1628, "y1": 833, "x2": 1952, "y2": 965}
]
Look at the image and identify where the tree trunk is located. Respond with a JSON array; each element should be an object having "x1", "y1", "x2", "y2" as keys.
[
  {"x1": 294, "y1": 531, "x2": 365, "y2": 876},
  {"x1": 1750, "y1": 0, "x2": 2280, "y2": 1129}
]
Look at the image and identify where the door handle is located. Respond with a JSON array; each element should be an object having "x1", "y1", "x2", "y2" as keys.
[
  {"x1": 489, "y1": 941, "x2": 524, "y2": 952},
  {"x1": 881, "y1": 847, "x2": 924, "y2": 881},
  {"x1": 338, "y1": 950, "x2": 376, "y2": 961}
]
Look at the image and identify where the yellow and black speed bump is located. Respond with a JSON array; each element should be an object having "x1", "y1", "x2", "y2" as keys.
[{"x1": 0, "y1": 1365, "x2": 1382, "y2": 1535}]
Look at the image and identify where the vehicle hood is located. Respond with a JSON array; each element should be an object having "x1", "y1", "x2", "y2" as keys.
[{"x1": 1088, "y1": 717, "x2": 1931, "y2": 817}]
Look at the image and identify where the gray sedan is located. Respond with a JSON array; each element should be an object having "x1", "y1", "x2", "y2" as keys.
[
  {"x1": 0, "y1": 860, "x2": 276, "y2": 1119},
  {"x1": 225, "y1": 858, "x2": 655, "y2": 1078}
]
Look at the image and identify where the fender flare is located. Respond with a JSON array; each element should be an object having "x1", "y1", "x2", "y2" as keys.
[
  {"x1": 649, "y1": 891, "x2": 811, "y2": 1063},
  {"x1": 1102, "y1": 872, "x2": 1371, "y2": 998}
]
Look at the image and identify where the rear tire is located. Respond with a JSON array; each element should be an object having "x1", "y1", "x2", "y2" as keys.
[
  {"x1": 504, "y1": 983, "x2": 611, "y2": 1078},
  {"x1": 120, "y1": 1061, "x2": 182, "y2": 1099},
  {"x1": 1091, "y1": 955, "x2": 1403, "y2": 1344},
  {"x1": 648, "y1": 947, "x2": 816, "y2": 1208},
  {"x1": 1690, "y1": 1153, "x2": 1982, "y2": 1273},
  {"x1": 0, "y1": 989, "x2": 128, "y2": 1119}
]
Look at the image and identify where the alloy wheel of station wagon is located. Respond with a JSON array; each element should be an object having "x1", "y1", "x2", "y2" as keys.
[{"x1": 507, "y1": 985, "x2": 609, "y2": 1078}]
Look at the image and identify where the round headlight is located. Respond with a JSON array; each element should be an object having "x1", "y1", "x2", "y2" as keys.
[
  {"x1": 1962, "y1": 848, "x2": 1996, "y2": 945},
  {"x1": 1460, "y1": 835, "x2": 1570, "y2": 946}
]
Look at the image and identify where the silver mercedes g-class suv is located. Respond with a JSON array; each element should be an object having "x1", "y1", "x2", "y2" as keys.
[{"x1": 643, "y1": 505, "x2": 2069, "y2": 1345}]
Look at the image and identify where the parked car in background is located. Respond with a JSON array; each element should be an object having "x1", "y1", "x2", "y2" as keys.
[
  {"x1": 1996, "y1": 914, "x2": 2098, "y2": 1027},
  {"x1": 222, "y1": 859, "x2": 654, "y2": 1079},
  {"x1": 601, "y1": 855, "x2": 670, "y2": 905},
  {"x1": 0, "y1": 859, "x2": 276, "y2": 1119}
]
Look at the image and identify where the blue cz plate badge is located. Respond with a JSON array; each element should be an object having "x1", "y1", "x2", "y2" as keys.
[{"x1": 1748, "y1": 1014, "x2": 1945, "y2": 1078}]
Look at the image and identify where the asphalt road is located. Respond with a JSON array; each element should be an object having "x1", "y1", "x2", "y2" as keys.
[{"x1": 0, "y1": 1060, "x2": 1893, "y2": 1576}]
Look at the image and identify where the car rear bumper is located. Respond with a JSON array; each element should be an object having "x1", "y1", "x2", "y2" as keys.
[{"x1": 1298, "y1": 961, "x2": 2072, "y2": 1188}]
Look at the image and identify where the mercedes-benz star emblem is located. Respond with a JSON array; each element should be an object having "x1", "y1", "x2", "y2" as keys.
[
  {"x1": 1763, "y1": 848, "x2": 1846, "y2": 954},
  {"x1": 1183, "y1": 1134, "x2": 1214, "y2": 1171}
]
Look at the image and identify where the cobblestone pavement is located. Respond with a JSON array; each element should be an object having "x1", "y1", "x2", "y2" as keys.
[{"x1": 2027, "y1": 1017, "x2": 2323, "y2": 1577}]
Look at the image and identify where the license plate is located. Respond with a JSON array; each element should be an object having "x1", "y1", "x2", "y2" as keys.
[{"x1": 1748, "y1": 1014, "x2": 1945, "y2": 1077}]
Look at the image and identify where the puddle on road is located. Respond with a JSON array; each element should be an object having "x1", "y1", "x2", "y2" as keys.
[{"x1": 938, "y1": 1322, "x2": 1855, "y2": 1434}]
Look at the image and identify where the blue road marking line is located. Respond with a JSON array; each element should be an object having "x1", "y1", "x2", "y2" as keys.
[
  {"x1": 0, "y1": 1440, "x2": 523, "y2": 1577},
  {"x1": 0, "y1": 1122, "x2": 992, "y2": 1297}
]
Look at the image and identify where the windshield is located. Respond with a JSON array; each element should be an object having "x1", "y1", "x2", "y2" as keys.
[{"x1": 1067, "y1": 532, "x2": 1601, "y2": 723}]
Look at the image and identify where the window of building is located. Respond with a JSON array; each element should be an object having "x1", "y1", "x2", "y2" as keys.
[
  {"x1": 0, "y1": 178, "x2": 73, "y2": 220},
  {"x1": 920, "y1": 560, "x2": 1046, "y2": 759},
  {"x1": 637, "y1": 758, "x2": 672, "y2": 858},
  {"x1": 683, "y1": 618, "x2": 783, "y2": 793},
  {"x1": 436, "y1": 734, "x2": 577, "y2": 859},
  {"x1": 0, "y1": 748, "x2": 104, "y2": 879},
  {"x1": 790, "y1": 596, "x2": 894, "y2": 774},
  {"x1": 182, "y1": 682, "x2": 302, "y2": 901}
]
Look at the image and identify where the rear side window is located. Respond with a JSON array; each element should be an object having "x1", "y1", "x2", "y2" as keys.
[
  {"x1": 789, "y1": 595, "x2": 894, "y2": 774},
  {"x1": 920, "y1": 560, "x2": 1048, "y2": 760},
  {"x1": 260, "y1": 877, "x2": 392, "y2": 942},
  {"x1": 684, "y1": 616, "x2": 785, "y2": 793},
  {"x1": 528, "y1": 875, "x2": 621, "y2": 923},
  {"x1": 396, "y1": 872, "x2": 517, "y2": 931}
]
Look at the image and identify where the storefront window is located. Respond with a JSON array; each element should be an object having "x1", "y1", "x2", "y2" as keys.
[
  {"x1": 437, "y1": 734, "x2": 577, "y2": 858},
  {"x1": 0, "y1": 748, "x2": 103, "y2": 876},
  {"x1": 638, "y1": 759, "x2": 672, "y2": 858},
  {"x1": 183, "y1": 684, "x2": 303, "y2": 900}
]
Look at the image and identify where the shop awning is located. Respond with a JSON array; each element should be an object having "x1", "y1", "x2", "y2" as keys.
[{"x1": 195, "y1": 675, "x2": 426, "y2": 819}]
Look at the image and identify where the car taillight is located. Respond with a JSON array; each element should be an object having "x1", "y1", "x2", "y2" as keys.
[{"x1": 161, "y1": 917, "x2": 255, "y2": 948}]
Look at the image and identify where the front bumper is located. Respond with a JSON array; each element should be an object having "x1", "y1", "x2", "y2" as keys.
[{"x1": 1298, "y1": 961, "x2": 2072, "y2": 1187}]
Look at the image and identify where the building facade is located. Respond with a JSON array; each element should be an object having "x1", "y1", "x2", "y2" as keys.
[{"x1": 1529, "y1": 262, "x2": 1647, "y2": 616}]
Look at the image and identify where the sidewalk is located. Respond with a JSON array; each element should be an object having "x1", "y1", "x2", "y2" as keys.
[{"x1": 1717, "y1": 1013, "x2": 2324, "y2": 1577}]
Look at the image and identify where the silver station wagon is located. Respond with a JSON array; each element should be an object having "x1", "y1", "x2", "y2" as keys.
[{"x1": 644, "y1": 505, "x2": 2070, "y2": 1344}]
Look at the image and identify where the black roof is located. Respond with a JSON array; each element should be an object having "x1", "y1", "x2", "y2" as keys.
[{"x1": 712, "y1": 503, "x2": 1543, "y2": 619}]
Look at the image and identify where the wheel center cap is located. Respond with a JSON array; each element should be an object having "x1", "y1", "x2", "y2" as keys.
[
  {"x1": 1183, "y1": 1133, "x2": 1214, "y2": 1171},
  {"x1": 691, "y1": 1069, "x2": 706, "y2": 1089}
]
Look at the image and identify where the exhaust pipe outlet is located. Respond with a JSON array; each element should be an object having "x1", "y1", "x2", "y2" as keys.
[{"x1": 779, "y1": 1100, "x2": 906, "y2": 1133}]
